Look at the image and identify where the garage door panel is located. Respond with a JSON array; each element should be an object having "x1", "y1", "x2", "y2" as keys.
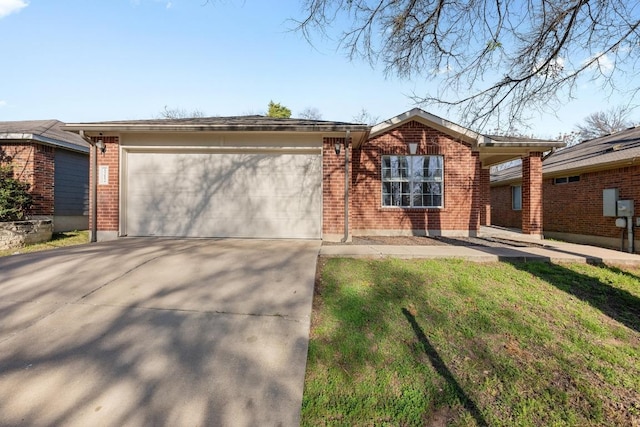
[{"x1": 125, "y1": 152, "x2": 321, "y2": 238}]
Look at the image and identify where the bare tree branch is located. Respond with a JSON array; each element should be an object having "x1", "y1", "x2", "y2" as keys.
[{"x1": 294, "y1": 0, "x2": 640, "y2": 131}]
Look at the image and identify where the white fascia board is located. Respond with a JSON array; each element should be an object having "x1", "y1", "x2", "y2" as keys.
[
  {"x1": 0, "y1": 132, "x2": 89, "y2": 154},
  {"x1": 0, "y1": 132, "x2": 35, "y2": 140},
  {"x1": 370, "y1": 108, "x2": 481, "y2": 145}
]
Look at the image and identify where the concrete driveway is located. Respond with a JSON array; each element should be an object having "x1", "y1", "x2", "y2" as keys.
[{"x1": 0, "y1": 238, "x2": 321, "y2": 426}]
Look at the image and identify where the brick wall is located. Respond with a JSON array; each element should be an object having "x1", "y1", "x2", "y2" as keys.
[
  {"x1": 1, "y1": 142, "x2": 54, "y2": 216},
  {"x1": 480, "y1": 168, "x2": 491, "y2": 225},
  {"x1": 522, "y1": 153, "x2": 543, "y2": 235},
  {"x1": 491, "y1": 163, "x2": 640, "y2": 239},
  {"x1": 90, "y1": 136, "x2": 120, "y2": 232},
  {"x1": 351, "y1": 120, "x2": 481, "y2": 235},
  {"x1": 32, "y1": 144, "x2": 55, "y2": 215},
  {"x1": 490, "y1": 185, "x2": 522, "y2": 228},
  {"x1": 322, "y1": 137, "x2": 349, "y2": 237},
  {"x1": 544, "y1": 165, "x2": 640, "y2": 238}
]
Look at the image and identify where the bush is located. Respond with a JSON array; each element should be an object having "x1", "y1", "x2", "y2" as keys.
[{"x1": 0, "y1": 165, "x2": 32, "y2": 222}]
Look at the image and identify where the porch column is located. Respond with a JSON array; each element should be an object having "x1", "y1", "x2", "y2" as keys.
[
  {"x1": 480, "y1": 167, "x2": 491, "y2": 226},
  {"x1": 522, "y1": 152, "x2": 543, "y2": 235}
]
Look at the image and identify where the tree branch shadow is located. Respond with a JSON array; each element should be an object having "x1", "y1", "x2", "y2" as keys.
[{"x1": 402, "y1": 308, "x2": 488, "y2": 427}]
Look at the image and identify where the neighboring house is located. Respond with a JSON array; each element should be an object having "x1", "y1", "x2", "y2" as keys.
[
  {"x1": 64, "y1": 109, "x2": 562, "y2": 242},
  {"x1": 0, "y1": 120, "x2": 90, "y2": 231},
  {"x1": 491, "y1": 126, "x2": 640, "y2": 251}
]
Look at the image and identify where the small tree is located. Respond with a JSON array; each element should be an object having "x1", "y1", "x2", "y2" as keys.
[
  {"x1": 158, "y1": 105, "x2": 206, "y2": 119},
  {"x1": 0, "y1": 164, "x2": 32, "y2": 222},
  {"x1": 299, "y1": 107, "x2": 323, "y2": 120},
  {"x1": 352, "y1": 108, "x2": 379, "y2": 125},
  {"x1": 574, "y1": 106, "x2": 635, "y2": 141},
  {"x1": 267, "y1": 101, "x2": 292, "y2": 118}
]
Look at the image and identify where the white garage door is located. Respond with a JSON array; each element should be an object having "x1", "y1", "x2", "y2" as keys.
[{"x1": 124, "y1": 150, "x2": 322, "y2": 239}]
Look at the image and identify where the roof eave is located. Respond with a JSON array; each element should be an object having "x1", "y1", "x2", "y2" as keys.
[
  {"x1": 545, "y1": 156, "x2": 640, "y2": 177},
  {"x1": 63, "y1": 123, "x2": 370, "y2": 134},
  {"x1": 0, "y1": 132, "x2": 90, "y2": 154},
  {"x1": 478, "y1": 141, "x2": 565, "y2": 149},
  {"x1": 369, "y1": 108, "x2": 481, "y2": 144}
]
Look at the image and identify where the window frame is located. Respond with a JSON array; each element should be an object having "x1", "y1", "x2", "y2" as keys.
[
  {"x1": 554, "y1": 175, "x2": 580, "y2": 184},
  {"x1": 381, "y1": 155, "x2": 444, "y2": 208},
  {"x1": 512, "y1": 185, "x2": 522, "y2": 211}
]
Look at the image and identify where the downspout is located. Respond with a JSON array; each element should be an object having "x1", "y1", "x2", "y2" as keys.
[
  {"x1": 628, "y1": 217, "x2": 634, "y2": 253},
  {"x1": 341, "y1": 130, "x2": 350, "y2": 243},
  {"x1": 79, "y1": 131, "x2": 97, "y2": 243}
]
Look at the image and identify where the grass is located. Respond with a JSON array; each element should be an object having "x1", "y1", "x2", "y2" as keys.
[
  {"x1": 302, "y1": 258, "x2": 640, "y2": 426},
  {"x1": 0, "y1": 230, "x2": 89, "y2": 257}
]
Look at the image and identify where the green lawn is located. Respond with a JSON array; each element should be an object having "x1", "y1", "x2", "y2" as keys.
[
  {"x1": 302, "y1": 258, "x2": 640, "y2": 426},
  {"x1": 0, "y1": 230, "x2": 89, "y2": 257}
]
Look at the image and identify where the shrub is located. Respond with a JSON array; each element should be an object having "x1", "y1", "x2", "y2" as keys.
[{"x1": 0, "y1": 165, "x2": 33, "y2": 222}]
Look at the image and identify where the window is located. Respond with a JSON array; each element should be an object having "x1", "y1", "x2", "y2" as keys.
[
  {"x1": 512, "y1": 185, "x2": 522, "y2": 211},
  {"x1": 554, "y1": 175, "x2": 580, "y2": 184},
  {"x1": 382, "y1": 155, "x2": 443, "y2": 208}
]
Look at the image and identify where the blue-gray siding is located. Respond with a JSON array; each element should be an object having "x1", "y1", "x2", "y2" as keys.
[{"x1": 54, "y1": 150, "x2": 89, "y2": 215}]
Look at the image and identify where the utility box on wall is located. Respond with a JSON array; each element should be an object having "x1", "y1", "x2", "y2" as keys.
[
  {"x1": 603, "y1": 188, "x2": 619, "y2": 217},
  {"x1": 617, "y1": 200, "x2": 635, "y2": 217}
]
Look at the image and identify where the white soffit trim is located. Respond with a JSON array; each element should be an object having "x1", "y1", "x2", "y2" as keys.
[
  {"x1": 0, "y1": 132, "x2": 90, "y2": 154},
  {"x1": 369, "y1": 108, "x2": 481, "y2": 144}
]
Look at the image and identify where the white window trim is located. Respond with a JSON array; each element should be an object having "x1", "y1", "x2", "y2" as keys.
[{"x1": 381, "y1": 155, "x2": 444, "y2": 208}]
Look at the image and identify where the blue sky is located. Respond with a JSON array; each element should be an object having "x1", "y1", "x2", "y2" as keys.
[{"x1": 0, "y1": 0, "x2": 635, "y2": 137}]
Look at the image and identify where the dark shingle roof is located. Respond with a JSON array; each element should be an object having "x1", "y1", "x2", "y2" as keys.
[
  {"x1": 543, "y1": 126, "x2": 640, "y2": 174},
  {"x1": 0, "y1": 119, "x2": 89, "y2": 152},
  {"x1": 65, "y1": 115, "x2": 369, "y2": 133},
  {"x1": 491, "y1": 126, "x2": 640, "y2": 184},
  {"x1": 490, "y1": 164, "x2": 523, "y2": 183}
]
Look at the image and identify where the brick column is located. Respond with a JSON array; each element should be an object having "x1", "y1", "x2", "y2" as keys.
[
  {"x1": 522, "y1": 152, "x2": 543, "y2": 235},
  {"x1": 90, "y1": 136, "x2": 120, "y2": 239},
  {"x1": 480, "y1": 167, "x2": 491, "y2": 226},
  {"x1": 322, "y1": 137, "x2": 351, "y2": 241}
]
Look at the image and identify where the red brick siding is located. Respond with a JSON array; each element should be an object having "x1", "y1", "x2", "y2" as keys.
[
  {"x1": 90, "y1": 136, "x2": 119, "y2": 231},
  {"x1": 351, "y1": 120, "x2": 481, "y2": 234},
  {"x1": 491, "y1": 163, "x2": 640, "y2": 239},
  {"x1": 1, "y1": 142, "x2": 54, "y2": 215},
  {"x1": 322, "y1": 137, "x2": 350, "y2": 235},
  {"x1": 480, "y1": 168, "x2": 491, "y2": 225},
  {"x1": 490, "y1": 185, "x2": 522, "y2": 228},
  {"x1": 32, "y1": 145, "x2": 55, "y2": 215},
  {"x1": 544, "y1": 165, "x2": 640, "y2": 238},
  {"x1": 522, "y1": 153, "x2": 543, "y2": 235}
]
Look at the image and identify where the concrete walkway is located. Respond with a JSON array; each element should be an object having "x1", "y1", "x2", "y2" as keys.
[{"x1": 320, "y1": 228, "x2": 640, "y2": 265}]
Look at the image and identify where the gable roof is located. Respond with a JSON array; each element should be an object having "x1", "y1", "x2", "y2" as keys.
[
  {"x1": 368, "y1": 108, "x2": 564, "y2": 166},
  {"x1": 0, "y1": 120, "x2": 90, "y2": 153},
  {"x1": 491, "y1": 125, "x2": 640, "y2": 185}
]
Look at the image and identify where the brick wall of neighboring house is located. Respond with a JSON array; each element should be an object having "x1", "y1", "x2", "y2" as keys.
[
  {"x1": 90, "y1": 136, "x2": 120, "y2": 232},
  {"x1": 32, "y1": 144, "x2": 55, "y2": 215},
  {"x1": 351, "y1": 120, "x2": 481, "y2": 235},
  {"x1": 322, "y1": 137, "x2": 350, "y2": 238},
  {"x1": 544, "y1": 165, "x2": 640, "y2": 238},
  {"x1": 490, "y1": 185, "x2": 522, "y2": 228},
  {"x1": 1, "y1": 142, "x2": 54, "y2": 216},
  {"x1": 491, "y1": 164, "x2": 640, "y2": 240}
]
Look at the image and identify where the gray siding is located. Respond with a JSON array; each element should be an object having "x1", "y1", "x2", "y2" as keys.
[{"x1": 54, "y1": 150, "x2": 89, "y2": 216}]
